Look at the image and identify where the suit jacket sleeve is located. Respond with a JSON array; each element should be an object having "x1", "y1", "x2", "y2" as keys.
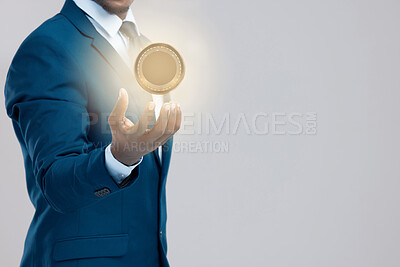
[{"x1": 5, "y1": 34, "x2": 139, "y2": 213}]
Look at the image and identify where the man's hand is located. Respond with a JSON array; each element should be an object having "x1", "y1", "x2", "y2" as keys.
[{"x1": 108, "y1": 88, "x2": 181, "y2": 166}]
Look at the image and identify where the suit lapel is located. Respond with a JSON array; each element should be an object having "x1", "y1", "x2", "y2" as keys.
[
  {"x1": 153, "y1": 150, "x2": 161, "y2": 168},
  {"x1": 160, "y1": 138, "x2": 173, "y2": 176},
  {"x1": 61, "y1": 0, "x2": 152, "y2": 119},
  {"x1": 90, "y1": 36, "x2": 149, "y2": 117}
]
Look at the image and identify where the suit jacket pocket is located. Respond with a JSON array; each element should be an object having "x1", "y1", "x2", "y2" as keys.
[{"x1": 53, "y1": 234, "x2": 129, "y2": 262}]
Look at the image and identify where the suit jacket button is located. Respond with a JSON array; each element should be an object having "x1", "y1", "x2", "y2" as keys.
[{"x1": 94, "y1": 187, "x2": 111, "y2": 197}]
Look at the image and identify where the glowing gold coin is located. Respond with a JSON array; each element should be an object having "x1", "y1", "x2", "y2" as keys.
[{"x1": 134, "y1": 43, "x2": 185, "y2": 95}]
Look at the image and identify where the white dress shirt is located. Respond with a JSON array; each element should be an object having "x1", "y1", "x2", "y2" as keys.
[{"x1": 73, "y1": 0, "x2": 162, "y2": 184}]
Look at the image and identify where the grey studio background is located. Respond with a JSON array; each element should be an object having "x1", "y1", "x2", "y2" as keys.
[{"x1": 1, "y1": 0, "x2": 400, "y2": 266}]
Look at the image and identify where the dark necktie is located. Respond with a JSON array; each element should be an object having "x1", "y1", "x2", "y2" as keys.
[{"x1": 119, "y1": 21, "x2": 140, "y2": 67}]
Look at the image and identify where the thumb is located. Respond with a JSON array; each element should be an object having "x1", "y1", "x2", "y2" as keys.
[{"x1": 109, "y1": 88, "x2": 129, "y2": 121}]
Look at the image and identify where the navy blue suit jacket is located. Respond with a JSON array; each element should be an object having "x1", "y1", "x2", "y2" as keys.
[{"x1": 4, "y1": 0, "x2": 172, "y2": 266}]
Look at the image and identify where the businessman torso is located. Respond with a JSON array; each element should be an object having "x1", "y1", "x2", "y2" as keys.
[{"x1": 5, "y1": 0, "x2": 171, "y2": 266}]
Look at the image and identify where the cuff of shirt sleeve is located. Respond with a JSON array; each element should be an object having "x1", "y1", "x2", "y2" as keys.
[{"x1": 105, "y1": 144, "x2": 143, "y2": 184}]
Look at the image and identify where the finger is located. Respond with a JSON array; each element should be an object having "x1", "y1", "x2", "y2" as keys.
[
  {"x1": 109, "y1": 88, "x2": 129, "y2": 123},
  {"x1": 165, "y1": 102, "x2": 177, "y2": 135},
  {"x1": 160, "y1": 136, "x2": 172, "y2": 146},
  {"x1": 154, "y1": 102, "x2": 180, "y2": 147},
  {"x1": 174, "y1": 103, "x2": 182, "y2": 132},
  {"x1": 121, "y1": 117, "x2": 134, "y2": 131},
  {"x1": 146, "y1": 103, "x2": 170, "y2": 141},
  {"x1": 158, "y1": 102, "x2": 180, "y2": 140},
  {"x1": 128, "y1": 102, "x2": 156, "y2": 135}
]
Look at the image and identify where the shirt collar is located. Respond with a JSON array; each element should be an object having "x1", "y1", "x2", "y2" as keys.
[{"x1": 73, "y1": 0, "x2": 139, "y2": 37}]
